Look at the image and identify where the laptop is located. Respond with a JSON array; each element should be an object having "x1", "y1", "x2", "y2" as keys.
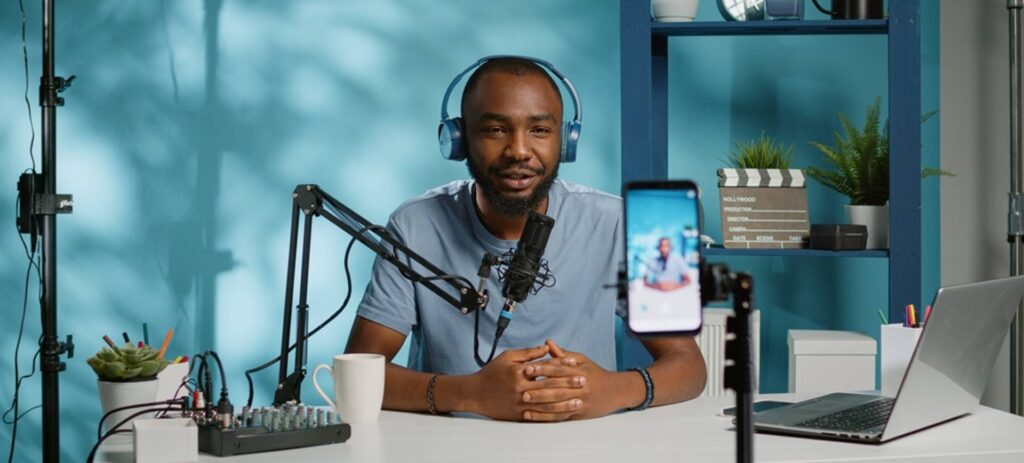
[{"x1": 752, "y1": 275, "x2": 1024, "y2": 443}]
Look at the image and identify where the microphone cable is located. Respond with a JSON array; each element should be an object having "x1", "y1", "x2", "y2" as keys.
[
  {"x1": 473, "y1": 302, "x2": 501, "y2": 367},
  {"x1": 473, "y1": 252, "x2": 556, "y2": 367},
  {"x1": 5, "y1": 0, "x2": 41, "y2": 459}
]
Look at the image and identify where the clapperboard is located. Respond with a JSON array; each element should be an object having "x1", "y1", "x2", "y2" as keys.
[{"x1": 717, "y1": 168, "x2": 810, "y2": 249}]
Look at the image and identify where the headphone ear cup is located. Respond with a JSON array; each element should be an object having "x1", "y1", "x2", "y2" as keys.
[
  {"x1": 560, "y1": 121, "x2": 582, "y2": 163},
  {"x1": 439, "y1": 117, "x2": 466, "y2": 161}
]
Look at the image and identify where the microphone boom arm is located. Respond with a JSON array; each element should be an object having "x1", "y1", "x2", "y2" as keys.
[
  {"x1": 296, "y1": 185, "x2": 482, "y2": 311},
  {"x1": 274, "y1": 184, "x2": 488, "y2": 405}
]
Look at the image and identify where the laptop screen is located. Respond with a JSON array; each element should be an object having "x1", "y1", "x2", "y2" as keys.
[{"x1": 882, "y1": 276, "x2": 1024, "y2": 441}]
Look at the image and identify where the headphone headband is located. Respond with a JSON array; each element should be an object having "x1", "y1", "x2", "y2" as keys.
[{"x1": 439, "y1": 55, "x2": 583, "y2": 126}]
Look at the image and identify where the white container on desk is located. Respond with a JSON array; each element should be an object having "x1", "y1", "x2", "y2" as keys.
[
  {"x1": 788, "y1": 330, "x2": 877, "y2": 393},
  {"x1": 155, "y1": 362, "x2": 190, "y2": 403},
  {"x1": 133, "y1": 418, "x2": 197, "y2": 462},
  {"x1": 880, "y1": 323, "x2": 923, "y2": 397}
]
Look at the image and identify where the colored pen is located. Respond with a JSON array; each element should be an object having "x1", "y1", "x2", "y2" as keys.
[
  {"x1": 137, "y1": 341, "x2": 144, "y2": 348},
  {"x1": 877, "y1": 309, "x2": 889, "y2": 325},
  {"x1": 179, "y1": 355, "x2": 189, "y2": 364},
  {"x1": 143, "y1": 323, "x2": 150, "y2": 346},
  {"x1": 122, "y1": 332, "x2": 131, "y2": 344},
  {"x1": 925, "y1": 305, "x2": 932, "y2": 324},
  {"x1": 908, "y1": 304, "x2": 917, "y2": 327},
  {"x1": 157, "y1": 328, "x2": 174, "y2": 359},
  {"x1": 102, "y1": 335, "x2": 118, "y2": 349}
]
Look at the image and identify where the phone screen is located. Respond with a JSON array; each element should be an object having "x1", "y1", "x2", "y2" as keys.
[{"x1": 624, "y1": 181, "x2": 702, "y2": 336}]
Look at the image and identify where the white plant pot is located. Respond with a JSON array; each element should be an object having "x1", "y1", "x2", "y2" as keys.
[
  {"x1": 653, "y1": 0, "x2": 700, "y2": 21},
  {"x1": 845, "y1": 204, "x2": 889, "y2": 249},
  {"x1": 97, "y1": 378, "x2": 159, "y2": 432}
]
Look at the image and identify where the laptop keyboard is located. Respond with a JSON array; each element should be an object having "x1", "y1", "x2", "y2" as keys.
[{"x1": 794, "y1": 398, "x2": 895, "y2": 433}]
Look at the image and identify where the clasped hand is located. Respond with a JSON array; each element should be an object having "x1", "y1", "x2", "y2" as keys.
[{"x1": 469, "y1": 339, "x2": 621, "y2": 422}]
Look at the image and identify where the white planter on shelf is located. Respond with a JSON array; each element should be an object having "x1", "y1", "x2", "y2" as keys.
[
  {"x1": 653, "y1": 0, "x2": 700, "y2": 21},
  {"x1": 97, "y1": 378, "x2": 159, "y2": 432},
  {"x1": 845, "y1": 204, "x2": 889, "y2": 249}
]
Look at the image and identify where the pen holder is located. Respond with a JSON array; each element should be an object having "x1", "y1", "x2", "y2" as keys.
[
  {"x1": 880, "y1": 324, "x2": 922, "y2": 397},
  {"x1": 155, "y1": 361, "x2": 191, "y2": 404}
]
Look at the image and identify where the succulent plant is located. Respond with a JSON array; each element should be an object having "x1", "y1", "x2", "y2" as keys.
[
  {"x1": 87, "y1": 343, "x2": 169, "y2": 381},
  {"x1": 725, "y1": 131, "x2": 795, "y2": 169}
]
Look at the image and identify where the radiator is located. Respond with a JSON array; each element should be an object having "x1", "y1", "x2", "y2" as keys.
[{"x1": 697, "y1": 308, "x2": 761, "y2": 397}]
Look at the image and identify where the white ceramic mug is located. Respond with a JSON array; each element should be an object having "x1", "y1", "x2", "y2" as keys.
[{"x1": 312, "y1": 353, "x2": 385, "y2": 424}]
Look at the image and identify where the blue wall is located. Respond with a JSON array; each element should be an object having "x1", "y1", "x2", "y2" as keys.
[{"x1": 0, "y1": 1, "x2": 938, "y2": 460}]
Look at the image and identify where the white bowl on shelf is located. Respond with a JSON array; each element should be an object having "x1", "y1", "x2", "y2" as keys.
[{"x1": 653, "y1": 0, "x2": 699, "y2": 22}]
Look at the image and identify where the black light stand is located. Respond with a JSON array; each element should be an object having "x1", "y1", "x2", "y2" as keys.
[
  {"x1": 1007, "y1": 0, "x2": 1024, "y2": 416},
  {"x1": 701, "y1": 263, "x2": 755, "y2": 463},
  {"x1": 13, "y1": 0, "x2": 76, "y2": 461},
  {"x1": 272, "y1": 184, "x2": 489, "y2": 405}
]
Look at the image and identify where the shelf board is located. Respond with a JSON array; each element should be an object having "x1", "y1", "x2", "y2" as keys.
[
  {"x1": 702, "y1": 245, "x2": 888, "y2": 258},
  {"x1": 651, "y1": 19, "x2": 888, "y2": 37}
]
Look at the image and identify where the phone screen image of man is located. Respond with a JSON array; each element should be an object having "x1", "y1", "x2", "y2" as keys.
[{"x1": 626, "y1": 188, "x2": 701, "y2": 333}]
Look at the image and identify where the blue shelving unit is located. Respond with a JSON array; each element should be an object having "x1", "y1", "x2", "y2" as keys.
[
  {"x1": 651, "y1": 19, "x2": 888, "y2": 36},
  {"x1": 619, "y1": 0, "x2": 921, "y2": 324},
  {"x1": 702, "y1": 246, "x2": 888, "y2": 258}
]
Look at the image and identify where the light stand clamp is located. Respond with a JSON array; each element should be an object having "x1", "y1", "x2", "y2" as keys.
[{"x1": 40, "y1": 74, "x2": 75, "y2": 108}]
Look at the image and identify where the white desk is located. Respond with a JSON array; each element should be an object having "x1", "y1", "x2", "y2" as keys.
[{"x1": 98, "y1": 394, "x2": 1024, "y2": 462}]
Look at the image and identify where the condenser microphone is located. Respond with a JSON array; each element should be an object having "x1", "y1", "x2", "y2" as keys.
[{"x1": 496, "y1": 211, "x2": 555, "y2": 335}]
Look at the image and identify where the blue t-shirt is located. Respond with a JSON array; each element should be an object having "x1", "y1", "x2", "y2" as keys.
[
  {"x1": 356, "y1": 179, "x2": 624, "y2": 374},
  {"x1": 644, "y1": 253, "x2": 688, "y2": 284}
]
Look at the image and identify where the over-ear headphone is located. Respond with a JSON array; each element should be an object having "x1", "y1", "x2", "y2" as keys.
[{"x1": 438, "y1": 55, "x2": 583, "y2": 163}]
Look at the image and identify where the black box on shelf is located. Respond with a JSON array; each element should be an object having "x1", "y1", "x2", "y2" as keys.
[{"x1": 809, "y1": 224, "x2": 868, "y2": 251}]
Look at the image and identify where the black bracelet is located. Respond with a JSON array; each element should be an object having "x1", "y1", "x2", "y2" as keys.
[
  {"x1": 426, "y1": 374, "x2": 440, "y2": 415},
  {"x1": 628, "y1": 367, "x2": 654, "y2": 411}
]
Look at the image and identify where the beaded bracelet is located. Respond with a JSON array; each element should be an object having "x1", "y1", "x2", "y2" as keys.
[
  {"x1": 628, "y1": 367, "x2": 654, "y2": 411},
  {"x1": 426, "y1": 374, "x2": 440, "y2": 415}
]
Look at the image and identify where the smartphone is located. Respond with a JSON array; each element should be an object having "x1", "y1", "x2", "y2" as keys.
[
  {"x1": 720, "y1": 400, "x2": 792, "y2": 416},
  {"x1": 624, "y1": 180, "x2": 703, "y2": 336}
]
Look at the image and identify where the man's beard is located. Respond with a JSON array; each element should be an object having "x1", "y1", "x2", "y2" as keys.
[{"x1": 467, "y1": 156, "x2": 558, "y2": 218}]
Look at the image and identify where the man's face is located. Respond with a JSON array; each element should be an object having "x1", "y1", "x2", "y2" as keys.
[
  {"x1": 464, "y1": 71, "x2": 562, "y2": 218},
  {"x1": 658, "y1": 238, "x2": 672, "y2": 258}
]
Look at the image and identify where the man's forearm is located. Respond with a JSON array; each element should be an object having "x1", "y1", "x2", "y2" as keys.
[
  {"x1": 599, "y1": 352, "x2": 704, "y2": 412},
  {"x1": 647, "y1": 347, "x2": 707, "y2": 406},
  {"x1": 382, "y1": 363, "x2": 477, "y2": 414},
  {"x1": 605, "y1": 370, "x2": 647, "y2": 411}
]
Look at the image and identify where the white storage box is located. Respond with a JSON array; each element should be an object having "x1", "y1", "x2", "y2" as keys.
[
  {"x1": 133, "y1": 418, "x2": 197, "y2": 463},
  {"x1": 788, "y1": 330, "x2": 876, "y2": 393}
]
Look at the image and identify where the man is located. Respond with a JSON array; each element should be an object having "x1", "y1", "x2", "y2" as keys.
[
  {"x1": 643, "y1": 237, "x2": 691, "y2": 291},
  {"x1": 345, "y1": 57, "x2": 705, "y2": 422}
]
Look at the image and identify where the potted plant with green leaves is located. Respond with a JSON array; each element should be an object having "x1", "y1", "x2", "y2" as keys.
[
  {"x1": 88, "y1": 340, "x2": 170, "y2": 431},
  {"x1": 805, "y1": 97, "x2": 952, "y2": 249},
  {"x1": 718, "y1": 132, "x2": 810, "y2": 249}
]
